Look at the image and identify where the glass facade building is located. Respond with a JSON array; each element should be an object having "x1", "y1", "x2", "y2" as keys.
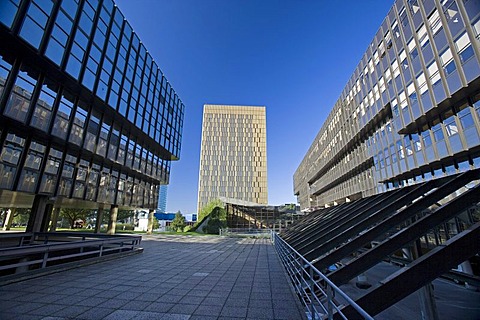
[
  {"x1": 198, "y1": 105, "x2": 267, "y2": 213},
  {"x1": 0, "y1": 0, "x2": 184, "y2": 216},
  {"x1": 294, "y1": 0, "x2": 480, "y2": 210}
]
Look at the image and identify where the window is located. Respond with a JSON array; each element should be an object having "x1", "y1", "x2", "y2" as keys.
[
  {"x1": 458, "y1": 107, "x2": 474, "y2": 129},
  {"x1": 4, "y1": 68, "x2": 37, "y2": 123},
  {"x1": 422, "y1": 130, "x2": 432, "y2": 147},
  {"x1": 412, "y1": 134, "x2": 422, "y2": 152},
  {"x1": 45, "y1": 1, "x2": 77, "y2": 66},
  {"x1": 440, "y1": 48, "x2": 456, "y2": 75},
  {"x1": 407, "y1": 38, "x2": 418, "y2": 60},
  {"x1": 455, "y1": 32, "x2": 474, "y2": 64},
  {"x1": 0, "y1": 0, "x2": 20, "y2": 28},
  {"x1": 432, "y1": 123, "x2": 444, "y2": 142},
  {"x1": 59, "y1": 154, "x2": 75, "y2": 196},
  {"x1": 84, "y1": 113, "x2": 100, "y2": 152},
  {"x1": 19, "y1": 0, "x2": 54, "y2": 49},
  {"x1": 0, "y1": 133, "x2": 25, "y2": 189},
  {"x1": 97, "y1": 122, "x2": 110, "y2": 157},
  {"x1": 39, "y1": 148, "x2": 62, "y2": 194},
  {"x1": 428, "y1": 9, "x2": 442, "y2": 36},
  {"x1": 69, "y1": 106, "x2": 87, "y2": 146},
  {"x1": 31, "y1": 80, "x2": 56, "y2": 131},
  {"x1": 18, "y1": 141, "x2": 46, "y2": 192},
  {"x1": 0, "y1": 54, "x2": 13, "y2": 98},
  {"x1": 444, "y1": 118, "x2": 458, "y2": 136},
  {"x1": 427, "y1": 61, "x2": 441, "y2": 86},
  {"x1": 417, "y1": 24, "x2": 429, "y2": 48},
  {"x1": 416, "y1": 72, "x2": 428, "y2": 95},
  {"x1": 73, "y1": 159, "x2": 88, "y2": 198},
  {"x1": 52, "y1": 93, "x2": 73, "y2": 140}
]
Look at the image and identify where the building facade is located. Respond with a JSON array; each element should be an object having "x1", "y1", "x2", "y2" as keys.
[
  {"x1": 294, "y1": 0, "x2": 480, "y2": 210},
  {"x1": 157, "y1": 184, "x2": 167, "y2": 213},
  {"x1": 197, "y1": 105, "x2": 267, "y2": 213},
  {"x1": 0, "y1": 0, "x2": 184, "y2": 231}
]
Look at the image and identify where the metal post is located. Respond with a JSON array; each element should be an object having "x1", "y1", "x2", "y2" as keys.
[
  {"x1": 309, "y1": 266, "x2": 316, "y2": 319},
  {"x1": 327, "y1": 284, "x2": 333, "y2": 320},
  {"x1": 42, "y1": 251, "x2": 48, "y2": 268}
]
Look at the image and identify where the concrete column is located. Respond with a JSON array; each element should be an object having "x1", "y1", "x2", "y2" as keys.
[
  {"x1": 41, "y1": 203, "x2": 54, "y2": 232},
  {"x1": 26, "y1": 195, "x2": 49, "y2": 233},
  {"x1": 458, "y1": 260, "x2": 477, "y2": 290},
  {"x1": 49, "y1": 207, "x2": 60, "y2": 232},
  {"x1": 411, "y1": 240, "x2": 439, "y2": 320},
  {"x1": 2, "y1": 208, "x2": 16, "y2": 231},
  {"x1": 106, "y1": 205, "x2": 118, "y2": 235},
  {"x1": 147, "y1": 209, "x2": 154, "y2": 234},
  {"x1": 94, "y1": 206, "x2": 104, "y2": 233}
]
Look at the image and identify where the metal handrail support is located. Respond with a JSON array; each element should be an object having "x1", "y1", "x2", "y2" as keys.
[{"x1": 272, "y1": 232, "x2": 373, "y2": 320}]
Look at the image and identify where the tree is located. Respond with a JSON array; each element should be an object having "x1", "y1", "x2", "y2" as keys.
[
  {"x1": 198, "y1": 199, "x2": 224, "y2": 221},
  {"x1": 204, "y1": 206, "x2": 227, "y2": 234},
  {"x1": 60, "y1": 208, "x2": 91, "y2": 229},
  {"x1": 12, "y1": 208, "x2": 30, "y2": 226},
  {"x1": 170, "y1": 211, "x2": 186, "y2": 232}
]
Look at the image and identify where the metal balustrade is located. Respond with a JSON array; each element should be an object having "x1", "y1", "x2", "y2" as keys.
[
  {"x1": 0, "y1": 232, "x2": 142, "y2": 277},
  {"x1": 271, "y1": 231, "x2": 373, "y2": 320}
]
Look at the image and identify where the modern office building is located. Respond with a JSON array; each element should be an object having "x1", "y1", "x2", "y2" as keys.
[
  {"x1": 197, "y1": 104, "x2": 267, "y2": 213},
  {"x1": 294, "y1": 0, "x2": 480, "y2": 210},
  {"x1": 157, "y1": 184, "x2": 167, "y2": 213},
  {"x1": 0, "y1": 0, "x2": 184, "y2": 232}
]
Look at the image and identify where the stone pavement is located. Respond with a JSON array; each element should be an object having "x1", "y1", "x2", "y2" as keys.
[{"x1": 0, "y1": 234, "x2": 306, "y2": 320}]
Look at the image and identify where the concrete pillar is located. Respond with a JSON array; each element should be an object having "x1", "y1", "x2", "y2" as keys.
[
  {"x1": 94, "y1": 206, "x2": 104, "y2": 233},
  {"x1": 2, "y1": 208, "x2": 16, "y2": 231},
  {"x1": 458, "y1": 260, "x2": 477, "y2": 290},
  {"x1": 49, "y1": 207, "x2": 60, "y2": 232},
  {"x1": 106, "y1": 205, "x2": 118, "y2": 235},
  {"x1": 411, "y1": 240, "x2": 439, "y2": 320},
  {"x1": 26, "y1": 195, "x2": 49, "y2": 233},
  {"x1": 147, "y1": 209, "x2": 154, "y2": 234},
  {"x1": 41, "y1": 203, "x2": 54, "y2": 232}
]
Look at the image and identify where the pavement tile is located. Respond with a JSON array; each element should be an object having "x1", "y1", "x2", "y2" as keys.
[
  {"x1": 4, "y1": 301, "x2": 44, "y2": 314},
  {"x1": 168, "y1": 303, "x2": 198, "y2": 315},
  {"x1": 247, "y1": 307, "x2": 275, "y2": 319},
  {"x1": 202, "y1": 296, "x2": 227, "y2": 306},
  {"x1": 193, "y1": 304, "x2": 223, "y2": 317},
  {"x1": 53, "y1": 305, "x2": 92, "y2": 318},
  {"x1": 97, "y1": 298, "x2": 131, "y2": 309},
  {"x1": 103, "y1": 309, "x2": 139, "y2": 320},
  {"x1": 144, "y1": 302, "x2": 175, "y2": 313},
  {"x1": 159, "y1": 294, "x2": 184, "y2": 303},
  {"x1": 27, "y1": 304, "x2": 66, "y2": 316},
  {"x1": 75, "y1": 296, "x2": 109, "y2": 307},
  {"x1": 159, "y1": 314, "x2": 191, "y2": 320},
  {"x1": 220, "y1": 306, "x2": 248, "y2": 318},
  {"x1": 188, "y1": 316, "x2": 217, "y2": 320},
  {"x1": 121, "y1": 300, "x2": 152, "y2": 311},
  {"x1": 179, "y1": 295, "x2": 204, "y2": 305},
  {"x1": 130, "y1": 311, "x2": 165, "y2": 320},
  {"x1": 94, "y1": 290, "x2": 122, "y2": 299},
  {"x1": 76, "y1": 307, "x2": 117, "y2": 320}
]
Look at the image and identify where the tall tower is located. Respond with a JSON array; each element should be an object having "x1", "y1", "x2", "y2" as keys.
[
  {"x1": 197, "y1": 104, "x2": 267, "y2": 213},
  {"x1": 157, "y1": 185, "x2": 168, "y2": 213}
]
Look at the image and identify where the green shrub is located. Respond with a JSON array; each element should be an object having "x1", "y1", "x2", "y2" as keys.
[{"x1": 115, "y1": 223, "x2": 134, "y2": 231}]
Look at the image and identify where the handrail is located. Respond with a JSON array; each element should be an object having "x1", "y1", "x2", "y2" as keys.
[
  {"x1": 0, "y1": 232, "x2": 142, "y2": 275},
  {"x1": 272, "y1": 231, "x2": 373, "y2": 320}
]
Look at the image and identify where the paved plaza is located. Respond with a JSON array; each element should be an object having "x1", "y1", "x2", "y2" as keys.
[{"x1": 0, "y1": 234, "x2": 306, "y2": 320}]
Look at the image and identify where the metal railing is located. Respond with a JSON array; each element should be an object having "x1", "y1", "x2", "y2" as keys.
[
  {"x1": 271, "y1": 231, "x2": 373, "y2": 320},
  {"x1": 219, "y1": 228, "x2": 272, "y2": 237},
  {"x1": 0, "y1": 232, "x2": 142, "y2": 275}
]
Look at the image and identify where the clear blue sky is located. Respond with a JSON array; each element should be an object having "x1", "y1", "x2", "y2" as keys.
[{"x1": 115, "y1": 0, "x2": 393, "y2": 214}]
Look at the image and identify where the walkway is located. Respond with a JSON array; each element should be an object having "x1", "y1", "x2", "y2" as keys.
[{"x1": 0, "y1": 234, "x2": 306, "y2": 320}]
